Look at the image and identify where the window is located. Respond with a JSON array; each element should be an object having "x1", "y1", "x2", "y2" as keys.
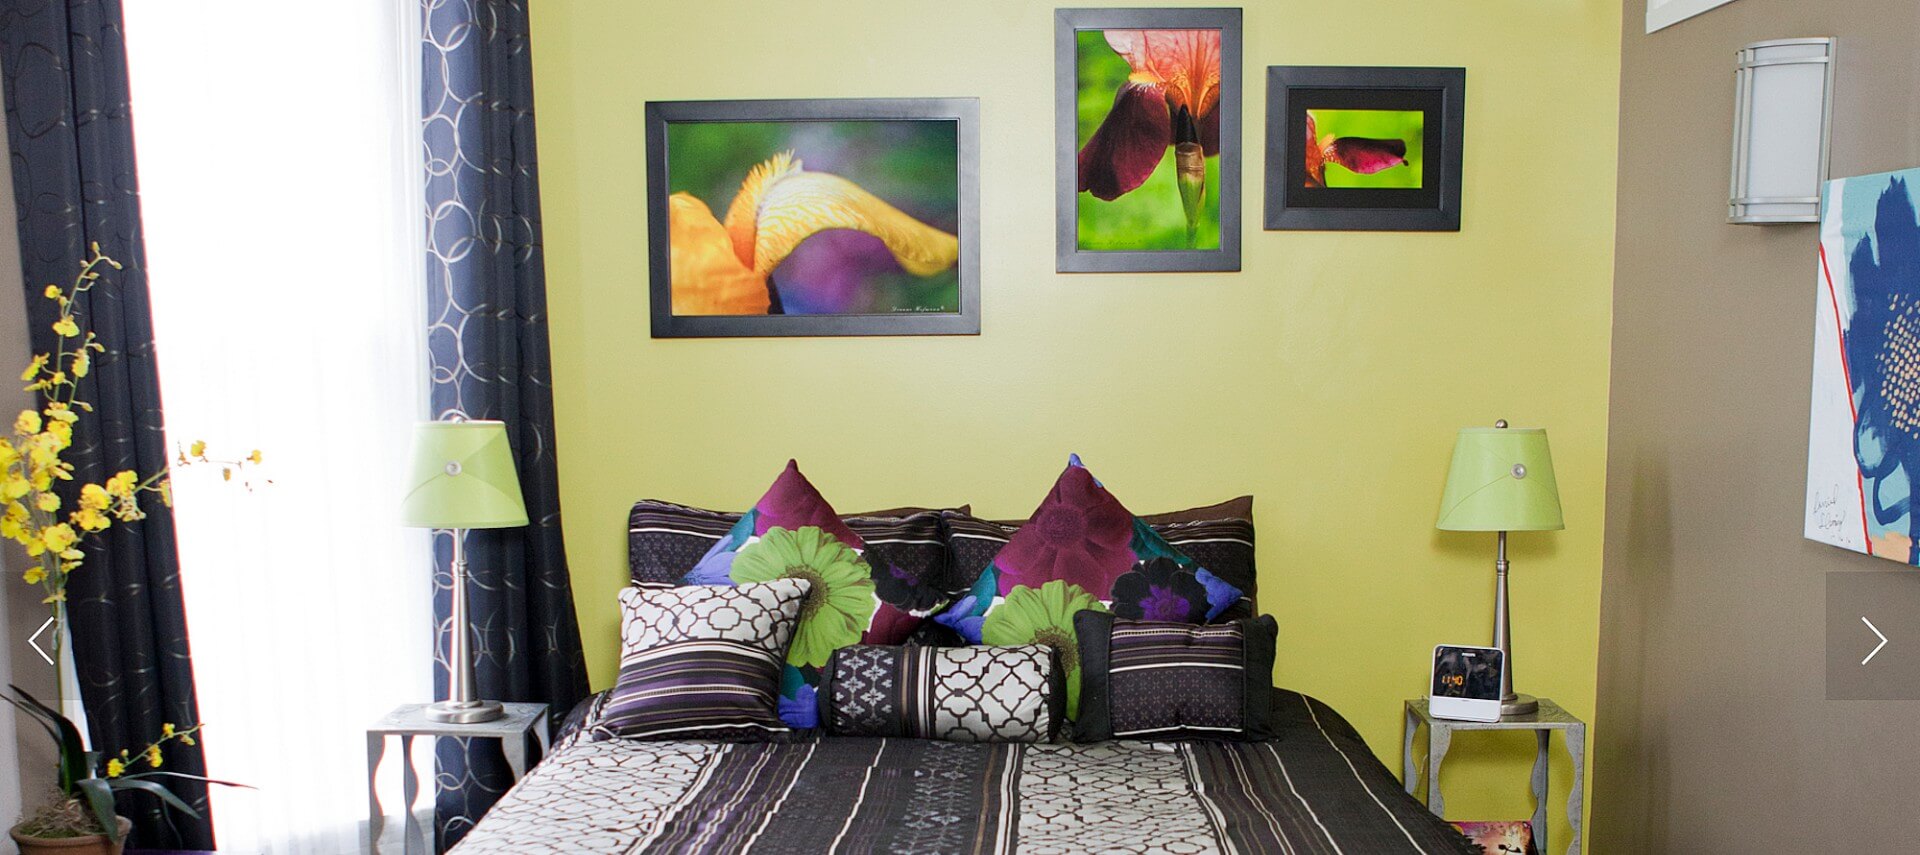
[{"x1": 125, "y1": 2, "x2": 430, "y2": 850}]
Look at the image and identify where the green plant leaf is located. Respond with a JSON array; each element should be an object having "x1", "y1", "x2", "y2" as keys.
[
  {"x1": 75, "y1": 777, "x2": 120, "y2": 842},
  {"x1": 120, "y1": 770, "x2": 253, "y2": 790},
  {"x1": 11, "y1": 685, "x2": 88, "y2": 792},
  {"x1": 108, "y1": 778, "x2": 201, "y2": 819},
  {"x1": 2, "y1": 693, "x2": 63, "y2": 753}
]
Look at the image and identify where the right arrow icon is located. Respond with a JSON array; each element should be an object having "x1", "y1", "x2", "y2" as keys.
[{"x1": 1862, "y1": 616, "x2": 1890, "y2": 665}]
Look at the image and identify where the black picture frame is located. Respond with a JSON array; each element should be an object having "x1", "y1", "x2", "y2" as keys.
[
  {"x1": 1263, "y1": 66, "x2": 1465, "y2": 232},
  {"x1": 1055, "y1": 7, "x2": 1242, "y2": 273},
  {"x1": 644, "y1": 98, "x2": 981, "y2": 338}
]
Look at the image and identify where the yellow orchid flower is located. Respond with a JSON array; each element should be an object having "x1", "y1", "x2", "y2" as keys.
[
  {"x1": 50, "y1": 316, "x2": 78, "y2": 338},
  {"x1": 22, "y1": 566, "x2": 44, "y2": 585},
  {"x1": 41, "y1": 523, "x2": 77, "y2": 554},
  {"x1": 667, "y1": 152, "x2": 960, "y2": 316},
  {"x1": 35, "y1": 492, "x2": 58, "y2": 512},
  {"x1": 80, "y1": 483, "x2": 110, "y2": 511},
  {"x1": 105, "y1": 470, "x2": 138, "y2": 497},
  {"x1": 105, "y1": 758, "x2": 124, "y2": 778},
  {"x1": 20, "y1": 354, "x2": 47, "y2": 382},
  {"x1": 13, "y1": 409, "x2": 41, "y2": 436},
  {"x1": 71, "y1": 350, "x2": 89, "y2": 379},
  {"x1": 145, "y1": 745, "x2": 162, "y2": 768},
  {"x1": 188, "y1": 440, "x2": 206, "y2": 458}
]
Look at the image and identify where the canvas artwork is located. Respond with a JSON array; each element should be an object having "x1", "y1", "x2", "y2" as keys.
[
  {"x1": 1806, "y1": 167, "x2": 1920, "y2": 564},
  {"x1": 1264, "y1": 66, "x2": 1464, "y2": 232},
  {"x1": 1055, "y1": 7, "x2": 1241, "y2": 273},
  {"x1": 1075, "y1": 28, "x2": 1222, "y2": 251},
  {"x1": 644, "y1": 99, "x2": 980, "y2": 337},
  {"x1": 1304, "y1": 109, "x2": 1423, "y2": 189}
]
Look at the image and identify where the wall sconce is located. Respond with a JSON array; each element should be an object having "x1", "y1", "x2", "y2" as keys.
[{"x1": 1729, "y1": 38, "x2": 1836, "y2": 224}]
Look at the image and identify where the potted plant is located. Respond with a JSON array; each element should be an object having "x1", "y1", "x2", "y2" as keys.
[
  {"x1": 2, "y1": 249, "x2": 259, "y2": 851},
  {"x1": 5, "y1": 685, "x2": 244, "y2": 854}
]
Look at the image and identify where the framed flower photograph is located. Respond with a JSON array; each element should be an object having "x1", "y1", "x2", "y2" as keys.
[
  {"x1": 1055, "y1": 7, "x2": 1242, "y2": 273},
  {"x1": 644, "y1": 98, "x2": 981, "y2": 337},
  {"x1": 1263, "y1": 66, "x2": 1465, "y2": 232}
]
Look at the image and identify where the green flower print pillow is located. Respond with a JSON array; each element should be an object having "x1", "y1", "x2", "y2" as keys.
[{"x1": 678, "y1": 460, "x2": 945, "y2": 728}]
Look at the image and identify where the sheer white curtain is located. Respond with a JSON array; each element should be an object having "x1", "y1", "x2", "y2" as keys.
[{"x1": 124, "y1": 2, "x2": 431, "y2": 852}]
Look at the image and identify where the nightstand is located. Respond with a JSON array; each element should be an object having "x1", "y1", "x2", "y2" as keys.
[
  {"x1": 1402, "y1": 697, "x2": 1586, "y2": 855},
  {"x1": 366, "y1": 702, "x2": 551, "y2": 855}
]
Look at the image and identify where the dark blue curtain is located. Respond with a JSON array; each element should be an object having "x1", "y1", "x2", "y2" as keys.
[
  {"x1": 422, "y1": 0, "x2": 590, "y2": 848},
  {"x1": 0, "y1": 0, "x2": 211, "y2": 848}
]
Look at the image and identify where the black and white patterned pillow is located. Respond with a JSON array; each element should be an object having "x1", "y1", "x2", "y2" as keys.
[
  {"x1": 616, "y1": 579, "x2": 808, "y2": 658},
  {"x1": 818, "y1": 644, "x2": 1065, "y2": 743},
  {"x1": 595, "y1": 580, "x2": 811, "y2": 741},
  {"x1": 1073, "y1": 612, "x2": 1278, "y2": 742}
]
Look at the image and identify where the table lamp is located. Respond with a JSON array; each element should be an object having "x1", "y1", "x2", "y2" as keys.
[
  {"x1": 1435, "y1": 420, "x2": 1564, "y2": 717},
  {"x1": 400, "y1": 420, "x2": 528, "y2": 724}
]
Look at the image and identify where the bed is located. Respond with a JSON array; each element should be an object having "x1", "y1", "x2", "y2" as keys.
[
  {"x1": 450, "y1": 495, "x2": 1477, "y2": 853},
  {"x1": 450, "y1": 688, "x2": 1476, "y2": 854}
]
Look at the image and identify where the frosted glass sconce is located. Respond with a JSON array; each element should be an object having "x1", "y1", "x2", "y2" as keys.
[{"x1": 1729, "y1": 38, "x2": 1836, "y2": 224}]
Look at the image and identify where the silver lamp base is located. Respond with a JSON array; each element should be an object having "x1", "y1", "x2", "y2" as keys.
[
  {"x1": 424, "y1": 699, "x2": 504, "y2": 724},
  {"x1": 1500, "y1": 693, "x2": 1539, "y2": 718}
]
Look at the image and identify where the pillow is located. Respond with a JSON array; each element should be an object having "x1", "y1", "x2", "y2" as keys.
[
  {"x1": 943, "y1": 495, "x2": 1257, "y2": 621},
  {"x1": 1073, "y1": 611, "x2": 1278, "y2": 742},
  {"x1": 627, "y1": 500, "x2": 958, "y2": 591},
  {"x1": 933, "y1": 458, "x2": 1246, "y2": 718},
  {"x1": 633, "y1": 461, "x2": 958, "y2": 728},
  {"x1": 596, "y1": 579, "x2": 811, "y2": 740},
  {"x1": 818, "y1": 644, "x2": 1065, "y2": 742}
]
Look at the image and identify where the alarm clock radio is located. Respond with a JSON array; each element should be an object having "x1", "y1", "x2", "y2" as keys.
[{"x1": 1430, "y1": 644, "x2": 1505, "y2": 722}]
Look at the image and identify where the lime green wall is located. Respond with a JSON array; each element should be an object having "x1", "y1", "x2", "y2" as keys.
[{"x1": 529, "y1": 1, "x2": 1619, "y2": 847}]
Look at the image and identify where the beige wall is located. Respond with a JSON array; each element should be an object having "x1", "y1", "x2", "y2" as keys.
[{"x1": 1597, "y1": 0, "x2": 1920, "y2": 850}]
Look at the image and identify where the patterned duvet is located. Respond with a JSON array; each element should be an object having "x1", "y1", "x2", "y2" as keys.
[{"x1": 453, "y1": 690, "x2": 1475, "y2": 854}]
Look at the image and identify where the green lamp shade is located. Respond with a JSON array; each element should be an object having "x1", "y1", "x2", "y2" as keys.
[
  {"x1": 400, "y1": 421, "x2": 529, "y2": 529},
  {"x1": 1436, "y1": 426, "x2": 1565, "y2": 532}
]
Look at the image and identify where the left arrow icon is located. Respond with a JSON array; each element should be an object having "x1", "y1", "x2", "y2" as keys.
[
  {"x1": 1862, "y1": 616, "x2": 1890, "y2": 665},
  {"x1": 26, "y1": 614, "x2": 54, "y2": 664}
]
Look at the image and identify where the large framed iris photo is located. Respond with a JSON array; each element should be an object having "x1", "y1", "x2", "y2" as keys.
[
  {"x1": 1263, "y1": 66, "x2": 1465, "y2": 232},
  {"x1": 1055, "y1": 8, "x2": 1242, "y2": 273},
  {"x1": 644, "y1": 98, "x2": 981, "y2": 338}
]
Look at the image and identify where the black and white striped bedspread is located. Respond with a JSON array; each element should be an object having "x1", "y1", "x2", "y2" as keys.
[{"x1": 454, "y1": 690, "x2": 1476, "y2": 854}]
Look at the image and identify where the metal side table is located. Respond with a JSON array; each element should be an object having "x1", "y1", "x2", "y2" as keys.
[
  {"x1": 367, "y1": 702, "x2": 551, "y2": 855},
  {"x1": 1402, "y1": 697, "x2": 1586, "y2": 855}
]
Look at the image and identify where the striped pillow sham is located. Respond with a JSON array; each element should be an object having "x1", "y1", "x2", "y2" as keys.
[
  {"x1": 593, "y1": 638, "x2": 786, "y2": 740},
  {"x1": 1073, "y1": 612, "x2": 1278, "y2": 741},
  {"x1": 596, "y1": 579, "x2": 810, "y2": 741}
]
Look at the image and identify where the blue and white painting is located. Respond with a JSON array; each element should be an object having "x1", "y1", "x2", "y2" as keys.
[{"x1": 1807, "y1": 167, "x2": 1920, "y2": 563}]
